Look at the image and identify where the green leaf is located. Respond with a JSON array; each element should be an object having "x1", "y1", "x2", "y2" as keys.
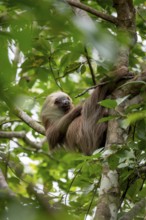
[
  {"x1": 108, "y1": 154, "x2": 119, "y2": 170},
  {"x1": 99, "y1": 99, "x2": 117, "y2": 108},
  {"x1": 64, "y1": 62, "x2": 81, "y2": 74},
  {"x1": 125, "y1": 110, "x2": 146, "y2": 125},
  {"x1": 98, "y1": 115, "x2": 118, "y2": 123},
  {"x1": 136, "y1": 120, "x2": 146, "y2": 141},
  {"x1": 80, "y1": 64, "x2": 86, "y2": 74}
]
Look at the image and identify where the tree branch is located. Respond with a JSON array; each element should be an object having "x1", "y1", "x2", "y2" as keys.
[
  {"x1": 0, "y1": 131, "x2": 43, "y2": 149},
  {"x1": 66, "y1": 0, "x2": 118, "y2": 25},
  {"x1": 1, "y1": 94, "x2": 45, "y2": 135},
  {"x1": 119, "y1": 198, "x2": 146, "y2": 220},
  {"x1": 94, "y1": 1, "x2": 137, "y2": 218},
  {"x1": 75, "y1": 81, "x2": 109, "y2": 98},
  {"x1": 13, "y1": 107, "x2": 45, "y2": 135},
  {"x1": 0, "y1": 119, "x2": 21, "y2": 127},
  {"x1": 84, "y1": 47, "x2": 96, "y2": 85}
]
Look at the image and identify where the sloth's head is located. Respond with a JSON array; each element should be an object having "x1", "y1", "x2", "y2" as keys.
[
  {"x1": 41, "y1": 92, "x2": 73, "y2": 125},
  {"x1": 47, "y1": 91, "x2": 73, "y2": 113}
]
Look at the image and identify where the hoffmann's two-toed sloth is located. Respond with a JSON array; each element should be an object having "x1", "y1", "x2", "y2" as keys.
[{"x1": 41, "y1": 85, "x2": 108, "y2": 155}]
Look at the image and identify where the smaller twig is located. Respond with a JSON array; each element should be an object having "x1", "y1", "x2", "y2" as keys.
[
  {"x1": 85, "y1": 187, "x2": 97, "y2": 220},
  {"x1": 48, "y1": 58, "x2": 63, "y2": 91},
  {"x1": 75, "y1": 81, "x2": 109, "y2": 98},
  {"x1": 66, "y1": 0, "x2": 118, "y2": 25},
  {"x1": 120, "y1": 179, "x2": 131, "y2": 207},
  {"x1": 13, "y1": 140, "x2": 39, "y2": 152},
  {"x1": 75, "y1": 69, "x2": 135, "y2": 98},
  {"x1": 137, "y1": 8, "x2": 146, "y2": 22},
  {"x1": 56, "y1": 61, "x2": 86, "y2": 80},
  {"x1": 65, "y1": 166, "x2": 83, "y2": 205},
  {"x1": 84, "y1": 47, "x2": 96, "y2": 85}
]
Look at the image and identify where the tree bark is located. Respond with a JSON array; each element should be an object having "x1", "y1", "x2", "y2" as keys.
[{"x1": 94, "y1": 1, "x2": 136, "y2": 219}]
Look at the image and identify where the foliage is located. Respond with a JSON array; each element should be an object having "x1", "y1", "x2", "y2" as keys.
[{"x1": 0, "y1": 0, "x2": 146, "y2": 219}]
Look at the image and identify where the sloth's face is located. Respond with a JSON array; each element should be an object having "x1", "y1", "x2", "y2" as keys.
[{"x1": 54, "y1": 95, "x2": 72, "y2": 113}]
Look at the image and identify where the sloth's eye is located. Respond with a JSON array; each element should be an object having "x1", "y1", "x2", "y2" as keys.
[{"x1": 54, "y1": 99, "x2": 60, "y2": 104}]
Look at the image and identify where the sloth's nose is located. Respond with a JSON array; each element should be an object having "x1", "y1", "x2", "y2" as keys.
[{"x1": 63, "y1": 100, "x2": 70, "y2": 106}]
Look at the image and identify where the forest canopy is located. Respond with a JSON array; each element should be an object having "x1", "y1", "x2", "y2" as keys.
[{"x1": 0, "y1": 0, "x2": 146, "y2": 220}]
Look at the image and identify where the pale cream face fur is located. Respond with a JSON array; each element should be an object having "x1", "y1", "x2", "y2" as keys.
[
  {"x1": 47, "y1": 91, "x2": 71, "y2": 105},
  {"x1": 41, "y1": 92, "x2": 73, "y2": 123}
]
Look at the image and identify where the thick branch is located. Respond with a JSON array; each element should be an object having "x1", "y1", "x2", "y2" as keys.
[
  {"x1": 66, "y1": 0, "x2": 118, "y2": 25},
  {"x1": 13, "y1": 107, "x2": 45, "y2": 135},
  {"x1": 113, "y1": 0, "x2": 136, "y2": 70},
  {"x1": 113, "y1": 0, "x2": 136, "y2": 31},
  {"x1": 0, "y1": 131, "x2": 42, "y2": 149},
  {"x1": 2, "y1": 94, "x2": 45, "y2": 135}
]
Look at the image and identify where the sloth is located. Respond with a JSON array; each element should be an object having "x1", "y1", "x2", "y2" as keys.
[{"x1": 41, "y1": 86, "x2": 108, "y2": 155}]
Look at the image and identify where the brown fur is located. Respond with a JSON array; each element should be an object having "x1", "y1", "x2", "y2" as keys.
[{"x1": 41, "y1": 86, "x2": 108, "y2": 155}]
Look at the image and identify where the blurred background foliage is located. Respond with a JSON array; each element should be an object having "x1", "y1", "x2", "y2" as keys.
[{"x1": 0, "y1": 0, "x2": 146, "y2": 219}]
